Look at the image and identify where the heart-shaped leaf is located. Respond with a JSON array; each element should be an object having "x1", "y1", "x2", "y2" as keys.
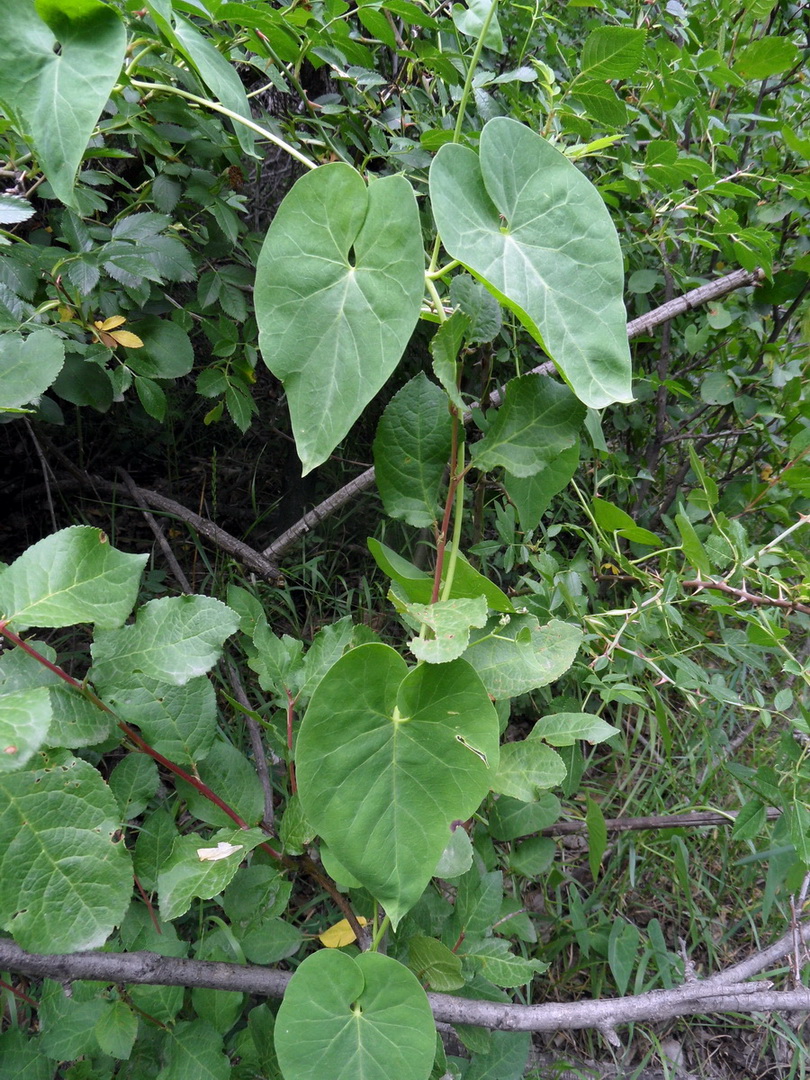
[
  {"x1": 255, "y1": 164, "x2": 424, "y2": 475},
  {"x1": 430, "y1": 117, "x2": 632, "y2": 409},
  {"x1": 0, "y1": 0, "x2": 126, "y2": 208},
  {"x1": 295, "y1": 644, "x2": 499, "y2": 926},
  {"x1": 275, "y1": 951, "x2": 435, "y2": 1080}
]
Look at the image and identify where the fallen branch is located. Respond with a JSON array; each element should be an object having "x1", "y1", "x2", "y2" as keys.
[
  {"x1": 264, "y1": 267, "x2": 765, "y2": 559},
  {"x1": 1, "y1": 917, "x2": 808, "y2": 1035}
]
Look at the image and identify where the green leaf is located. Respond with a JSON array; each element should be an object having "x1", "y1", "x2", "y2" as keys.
[
  {"x1": 0, "y1": 526, "x2": 146, "y2": 632},
  {"x1": 572, "y1": 82, "x2": 627, "y2": 127},
  {"x1": 256, "y1": 164, "x2": 424, "y2": 474},
  {"x1": 373, "y1": 373, "x2": 453, "y2": 527},
  {"x1": 102, "y1": 675, "x2": 217, "y2": 765},
  {"x1": 491, "y1": 740, "x2": 566, "y2": 801},
  {"x1": 0, "y1": 640, "x2": 111, "y2": 750},
  {"x1": 108, "y1": 753, "x2": 159, "y2": 820},
  {"x1": 580, "y1": 26, "x2": 646, "y2": 79},
  {"x1": 465, "y1": 615, "x2": 582, "y2": 699},
  {"x1": 275, "y1": 951, "x2": 435, "y2": 1080},
  {"x1": 0, "y1": 686, "x2": 51, "y2": 773},
  {"x1": 408, "y1": 935, "x2": 465, "y2": 991},
  {"x1": 733, "y1": 37, "x2": 800, "y2": 79},
  {"x1": 429, "y1": 311, "x2": 470, "y2": 412},
  {"x1": 91, "y1": 595, "x2": 239, "y2": 690},
  {"x1": 463, "y1": 938, "x2": 548, "y2": 987},
  {"x1": 0, "y1": 194, "x2": 35, "y2": 226},
  {"x1": 463, "y1": 1031, "x2": 532, "y2": 1080},
  {"x1": 530, "y1": 712, "x2": 619, "y2": 746},
  {"x1": 158, "y1": 827, "x2": 267, "y2": 921},
  {"x1": 452, "y1": 0, "x2": 505, "y2": 52},
  {"x1": 675, "y1": 509, "x2": 712, "y2": 576},
  {"x1": 94, "y1": 1000, "x2": 137, "y2": 1061},
  {"x1": 135, "y1": 375, "x2": 167, "y2": 422},
  {"x1": 0, "y1": 1027, "x2": 53, "y2": 1079},
  {"x1": 504, "y1": 441, "x2": 579, "y2": 531},
  {"x1": 0, "y1": 757, "x2": 131, "y2": 951},
  {"x1": 430, "y1": 118, "x2": 632, "y2": 408},
  {"x1": 435, "y1": 826, "x2": 474, "y2": 878},
  {"x1": 296, "y1": 644, "x2": 499, "y2": 926},
  {"x1": 454, "y1": 868, "x2": 503, "y2": 937},
  {"x1": 585, "y1": 795, "x2": 607, "y2": 880},
  {"x1": 369, "y1": 538, "x2": 515, "y2": 613},
  {"x1": 0, "y1": 330, "x2": 64, "y2": 410},
  {"x1": 489, "y1": 793, "x2": 561, "y2": 840},
  {"x1": 472, "y1": 375, "x2": 585, "y2": 477},
  {"x1": 126, "y1": 317, "x2": 194, "y2": 379},
  {"x1": 407, "y1": 595, "x2": 489, "y2": 663},
  {"x1": 449, "y1": 274, "x2": 502, "y2": 344},
  {"x1": 158, "y1": 1019, "x2": 229, "y2": 1080},
  {"x1": 0, "y1": 0, "x2": 127, "y2": 207},
  {"x1": 608, "y1": 918, "x2": 640, "y2": 996},
  {"x1": 175, "y1": 740, "x2": 266, "y2": 829}
]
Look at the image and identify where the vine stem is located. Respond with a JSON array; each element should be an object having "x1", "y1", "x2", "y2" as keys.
[
  {"x1": 453, "y1": 0, "x2": 499, "y2": 143},
  {"x1": 127, "y1": 79, "x2": 317, "y2": 171},
  {"x1": 0, "y1": 621, "x2": 282, "y2": 860}
]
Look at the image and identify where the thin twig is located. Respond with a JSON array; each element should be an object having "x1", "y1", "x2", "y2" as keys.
[
  {"x1": 683, "y1": 578, "x2": 810, "y2": 616},
  {"x1": 226, "y1": 660, "x2": 274, "y2": 827},
  {"x1": 117, "y1": 468, "x2": 192, "y2": 594},
  {"x1": 24, "y1": 420, "x2": 57, "y2": 533},
  {"x1": 539, "y1": 806, "x2": 782, "y2": 837}
]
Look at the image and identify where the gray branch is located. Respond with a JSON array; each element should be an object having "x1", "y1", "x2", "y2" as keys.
[{"x1": 2, "y1": 915, "x2": 808, "y2": 1034}]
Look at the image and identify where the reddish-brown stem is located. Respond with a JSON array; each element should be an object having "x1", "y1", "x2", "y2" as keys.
[
  {"x1": 0, "y1": 977, "x2": 38, "y2": 1008},
  {"x1": 0, "y1": 623, "x2": 282, "y2": 859},
  {"x1": 133, "y1": 875, "x2": 162, "y2": 935},
  {"x1": 286, "y1": 688, "x2": 297, "y2": 795},
  {"x1": 431, "y1": 411, "x2": 461, "y2": 605}
]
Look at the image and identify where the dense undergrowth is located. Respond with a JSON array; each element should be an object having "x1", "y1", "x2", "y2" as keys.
[{"x1": 0, "y1": 1, "x2": 809, "y2": 1078}]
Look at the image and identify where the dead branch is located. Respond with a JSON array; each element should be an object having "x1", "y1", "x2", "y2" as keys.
[
  {"x1": 1, "y1": 917, "x2": 808, "y2": 1035},
  {"x1": 540, "y1": 807, "x2": 782, "y2": 837}
]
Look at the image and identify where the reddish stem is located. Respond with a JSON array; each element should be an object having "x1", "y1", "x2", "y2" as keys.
[
  {"x1": 432, "y1": 412, "x2": 460, "y2": 605},
  {"x1": 0, "y1": 977, "x2": 38, "y2": 1008},
  {"x1": 286, "y1": 688, "x2": 297, "y2": 795},
  {"x1": 0, "y1": 623, "x2": 282, "y2": 859}
]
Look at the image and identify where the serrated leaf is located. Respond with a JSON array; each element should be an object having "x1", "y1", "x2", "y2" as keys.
[
  {"x1": 472, "y1": 375, "x2": 585, "y2": 478},
  {"x1": 91, "y1": 595, "x2": 239, "y2": 690},
  {"x1": 0, "y1": 330, "x2": 65, "y2": 410},
  {"x1": 0, "y1": 757, "x2": 132, "y2": 951},
  {"x1": 276, "y1": 951, "x2": 435, "y2": 1080},
  {"x1": 449, "y1": 274, "x2": 502, "y2": 343},
  {"x1": 0, "y1": 686, "x2": 51, "y2": 773},
  {"x1": 0, "y1": 194, "x2": 35, "y2": 225},
  {"x1": 94, "y1": 1000, "x2": 137, "y2": 1061},
  {"x1": 491, "y1": 740, "x2": 566, "y2": 801},
  {"x1": 125, "y1": 317, "x2": 194, "y2": 379},
  {"x1": 0, "y1": 526, "x2": 146, "y2": 632},
  {"x1": 452, "y1": 0, "x2": 505, "y2": 52},
  {"x1": 463, "y1": 1031, "x2": 532, "y2": 1080},
  {"x1": 530, "y1": 712, "x2": 619, "y2": 746},
  {"x1": 465, "y1": 615, "x2": 582, "y2": 699},
  {"x1": 108, "y1": 753, "x2": 159, "y2": 820},
  {"x1": 407, "y1": 595, "x2": 489, "y2": 663},
  {"x1": 296, "y1": 644, "x2": 499, "y2": 926},
  {"x1": 489, "y1": 793, "x2": 561, "y2": 840},
  {"x1": 373, "y1": 373, "x2": 453, "y2": 527},
  {"x1": 104, "y1": 676, "x2": 217, "y2": 764},
  {"x1": 580, "y1": 26, "x2": 646, "y2": 79},
  {"x1": 176, "y1": 740, "x2": 266, "y2": 830},
  {"x1": 256, "y1": 164, "x2": 424, "y2": 474},
  {"x1": 0, "y1": 0, "x2": 127, "y2": 207},
  {"x1": 158, "y1": 828, "x2": 266, "y2": 921},
  {"x1": 733, "y1": 37, "x2": 800, "y2": 79},
  {"x1": 430, "y1": 118, "x2": 632, "y2": 409},
  {"x1": 463, "y1": 938, "x2": 548, "y2": 987},
  {"x1": 158, "y1": 1019, "x2": 229, "y2": 1080}
]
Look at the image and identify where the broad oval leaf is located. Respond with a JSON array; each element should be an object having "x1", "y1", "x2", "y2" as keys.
[
  {"x1": 296, "y1": 643, "x2": 499, "y2": 926},
  {"x1": 256, "y1": 164, "x2": 424, "y2": 475},
  {"x1": 0, "y1": 757, "x2": 132, "y2": 951},
  {"x1": 0, "y1": 330, "x2": 64, "y2": 410},
  {"x1": 430, "y1": 118, "x2": 632, "y2": 408},
  {"x1": 465, "y1": 615, "x2": 582, "y2": 699},
  {"x1": 0, "y1": 526, "x2": 146, "y2": 632},
  {"x1": 275, "y1": 951, "x2": 435, "y2": 1080},
  {"x1": 0, "y1": 0, "x2": 127, "y2": 208}
]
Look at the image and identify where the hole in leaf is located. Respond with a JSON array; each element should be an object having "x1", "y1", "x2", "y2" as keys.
[
  {"x1": 53, "y1": 41, "x2": 62, "y2": 55},
  {"x1": 347, "y1": 245, "x2": 357, "y2": 269}
]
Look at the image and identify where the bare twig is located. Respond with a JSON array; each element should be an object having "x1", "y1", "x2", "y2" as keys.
[
  {"x1": 226, "y1": 660, "x2": 274, "y2": 827},
  {"x1": 2, "y1": 922, "x2": 809, "y2": 1033},
  {"x1": 539, "y1": 806, "x2": 782, "y2": 837},
  {"x1": 117, "y1": 468, "x2": 192, "y2": 594},
  {"x1": 683, "y1": 578, "x2": 810, "y2": 616},
  {"x1": 264, "y1": 267, "x2": 766, "y2": 559}
]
